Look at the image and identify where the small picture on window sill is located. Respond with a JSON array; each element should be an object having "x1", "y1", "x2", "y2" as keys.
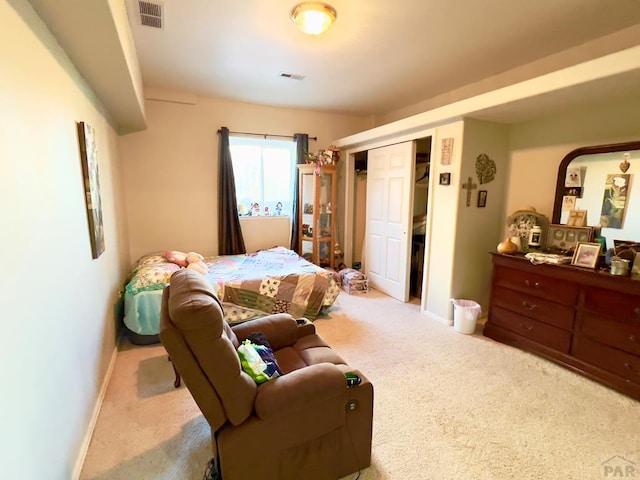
[{"x1": 439, "y1": 173, "x2": 451, "y2": 186}]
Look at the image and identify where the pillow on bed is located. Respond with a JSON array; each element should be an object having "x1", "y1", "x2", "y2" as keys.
[
  {"x1": 165, "y1": 250, "x2": 188, "y2": 267},
  {"x1": 136, "y1": 252, "x2": 168, "y2": 268},
  {"x1": 126, "y1": 263, "x2": 181, "y2": 295}
]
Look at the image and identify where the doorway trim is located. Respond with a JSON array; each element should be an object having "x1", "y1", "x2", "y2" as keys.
[{"x1": 342, "y1": 126, "x2": 437, "y2": 311}]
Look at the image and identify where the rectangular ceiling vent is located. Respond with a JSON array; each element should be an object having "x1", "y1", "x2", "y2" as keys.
[
  {"x1": 279, "y1": 72, "x2": 306, "y2": 81},
  {"x1": 138, "y1": 1, "x2": 163, "y2": 29}
]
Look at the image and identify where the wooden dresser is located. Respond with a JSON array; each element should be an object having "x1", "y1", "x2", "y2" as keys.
[{"x1": 484, "y1": 253, "x2": 640, "y2": 400}]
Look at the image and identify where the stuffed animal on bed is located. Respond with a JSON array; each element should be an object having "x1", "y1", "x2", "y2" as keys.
[
  {"x1": 165, "y1": 250, "x2": 188, "y2": 267},
  {"x1": 185, "y1": 251, "x2": 208, "y2": 275}
]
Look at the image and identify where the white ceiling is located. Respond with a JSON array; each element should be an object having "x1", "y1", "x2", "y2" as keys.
[{"x1": 125, "y1": 0, "x2": 640, "y2": 118}]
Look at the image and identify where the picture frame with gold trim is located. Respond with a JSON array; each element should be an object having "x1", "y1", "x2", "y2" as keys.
[
  {"x1": 571, "y1": 242, "x2": 601, "y2": 269},
  {"x1": 545, "y1": 224, "x2": 594, "y2": 254}
]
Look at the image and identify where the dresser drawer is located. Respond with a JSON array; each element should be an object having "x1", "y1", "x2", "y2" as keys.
[
  {"x1": 491, "y1": 306, "x2": 572, "y2": 353},
  {"x1": 572, "y1": 336, "x2": 640, "y2": 385},
  {"x1": 583, "y1": 287, "x2": 640, "y2": 323},
  {"x1": 579, "y1": 312, "x2": 640, "y2": 356},
  {"x1": 492, "y1": 285, "x2": 575, "y2": 330},
  {"x1": 493, "y1": 265, "x2": 579, "y2": 305}
]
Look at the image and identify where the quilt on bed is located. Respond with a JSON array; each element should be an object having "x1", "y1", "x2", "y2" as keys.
[
  {"x1": 205, "y1": 247, "x2": 340, "y2": 321},
  {"x1": 123, "y1": 247, "x2": 340, "y2": 337}
]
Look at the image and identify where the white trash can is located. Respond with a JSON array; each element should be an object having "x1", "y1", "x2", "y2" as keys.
[{"x1": 452, "y1": 299, "x2": 481, "y2": 334}]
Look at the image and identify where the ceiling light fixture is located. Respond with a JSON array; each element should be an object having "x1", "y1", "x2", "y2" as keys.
[{"x1": 290, "y1": 2, "x2": 337, "y2": 35}]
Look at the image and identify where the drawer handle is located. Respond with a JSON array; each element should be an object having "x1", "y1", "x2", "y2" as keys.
[
  {"x1": 624, "y1": 363, "x2": 640, "y2": 376},
  {"x1": 635, "y1": 307, "x2": 640, "y2": 317},
  {"x1": 524, "y1": 279, "x2": 541, "y2": 288},
  {"x1": 519, "y1": 322, "x2": 533, "y2": 332},
  {"x1": 522, "y1": 300, "x2": 537, "y2": 311}
]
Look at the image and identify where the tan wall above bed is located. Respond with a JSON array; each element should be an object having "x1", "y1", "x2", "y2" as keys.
[{"x1": 118, "y1": 93, "x2": 373, "y2": 266}]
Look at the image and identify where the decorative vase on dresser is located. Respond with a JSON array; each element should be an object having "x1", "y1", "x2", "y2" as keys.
[
  {"x1": 497, "y1": 237, "x2": 518, "y2": 254},
  {"x1": 484, "y1": 253, "x2": 640, "y2": 401}
]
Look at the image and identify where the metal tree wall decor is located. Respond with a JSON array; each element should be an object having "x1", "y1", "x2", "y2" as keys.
[{"x1": 475, "y1": 153, "x2": 496, "y2": 184}]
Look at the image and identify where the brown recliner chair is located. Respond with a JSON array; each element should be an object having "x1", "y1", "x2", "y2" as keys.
[{"x1": 160, "y1": 269, "x2": 374, "y2": 480}]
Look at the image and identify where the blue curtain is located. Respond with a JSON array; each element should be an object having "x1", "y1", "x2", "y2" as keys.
[
  {"x1": 218, "y1": 127, "x2": 246, "y2": 255},
  {"x1": 290, "y1": 133, "x2": 309, "y2": 252}
]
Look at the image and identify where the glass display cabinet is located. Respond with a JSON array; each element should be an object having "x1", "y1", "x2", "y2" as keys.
[{"x1": 297, "y1": 164, "x2": 337, "y2": 268}]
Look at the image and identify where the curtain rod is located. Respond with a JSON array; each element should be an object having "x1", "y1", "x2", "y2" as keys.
[{"x1": 217, "y1": 129, "x2": 317, "y2": 141}]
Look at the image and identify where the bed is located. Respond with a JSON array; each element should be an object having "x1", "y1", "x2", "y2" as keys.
[{"x1": 123, "y1": 246, "x2": 341, "y2": 344}]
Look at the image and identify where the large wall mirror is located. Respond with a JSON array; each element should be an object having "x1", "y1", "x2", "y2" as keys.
[{"x1": 552, "y1": 140, "x2": 640, "y2": 250}]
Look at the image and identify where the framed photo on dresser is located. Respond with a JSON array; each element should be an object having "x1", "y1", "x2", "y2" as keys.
[
  {"x1": 571, "y1": 242, "x2": 601, "y2": 269},
  {"x1": 545, "y1": 224, "x2": 594, "y2": 254}
]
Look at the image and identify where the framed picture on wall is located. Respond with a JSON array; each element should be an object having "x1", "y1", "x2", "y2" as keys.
[
  {"x1": 77, "y1": 121, "x2": 105, "y2": 259},
  {"x1": 440, "y1": 138, "x2": 453, "y2": 165},
  {"x1": 439, "y1": 173, "x2": 451, "y2": 185},
  {"x1": 477, "y1": 190, "x2": 487, "y2": 207}
]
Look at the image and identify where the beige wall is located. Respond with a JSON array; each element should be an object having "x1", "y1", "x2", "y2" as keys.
[
  {"x1": 506, "y1": 98, "x2": 640, "y2": 226},
  {"x1": 423, "y1": 122, "x2": 464, "y2": 321},
  {"x1": 1, "y1": 1, "x2": 130, "y2": 478},
  {"x1": 118, "y1": 95, "x2": 372, "y2": 264},
  {"x1": 240, "y1": 216, "x2": 292, "y2": 253},
  {"x1": 425, "y1": 103, "x2": 640, "y2": 322},
  {"x1": 450, "y1": 119, "x2": 509, "y2": 313},
  {"x1": 422, "y1": 121, "x2": 509, "y2": 321}
]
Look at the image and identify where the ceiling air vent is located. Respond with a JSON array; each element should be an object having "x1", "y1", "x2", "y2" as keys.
[
  {"x1": 138, "y1": 1, "x2": 163, "y2": 29},
  {"x1": 279, "y1": 72, "x2": 306, "y2": 81}
]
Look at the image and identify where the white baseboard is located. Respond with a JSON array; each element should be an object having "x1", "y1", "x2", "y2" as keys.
[
  {"x1": 72, "y1": 345, "x2": 119, "y2": 480},
  {"x1": 422, "y1": 309, "x2": 453, "y2": 326}
]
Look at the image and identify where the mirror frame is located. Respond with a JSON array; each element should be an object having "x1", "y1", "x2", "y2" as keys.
[{"x1": 552, "y1": 140, "x2": 640, "y2": 223}]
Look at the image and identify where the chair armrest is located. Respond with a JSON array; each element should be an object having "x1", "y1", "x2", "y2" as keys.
[
  {"x1": 232, "y1": 314, "x2": 315, "y2": 350},
  {"x1": 254, "y1": 363, "x2": 346, "y2": 420}
]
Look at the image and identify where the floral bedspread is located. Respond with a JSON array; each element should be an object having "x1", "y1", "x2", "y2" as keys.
[
  {"x1": 124, "y1": 247, "x2": 340, "y2": 329},
  {"x1": 205, "y1": 247, "x2": 340, "y2": 321}
]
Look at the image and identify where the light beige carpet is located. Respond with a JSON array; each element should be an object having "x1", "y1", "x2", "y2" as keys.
[{"x1": 81, "y1": 289, "x2": 640, "y2": 480}]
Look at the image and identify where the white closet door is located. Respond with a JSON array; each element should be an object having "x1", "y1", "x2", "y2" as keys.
[{"x1": 365, "y1": 141, "x2": 415, "y2": 302}]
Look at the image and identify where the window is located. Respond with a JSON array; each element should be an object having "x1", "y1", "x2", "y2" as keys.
[{"x1": 229, "y1": 136, "x2": 296, "y2": 217}]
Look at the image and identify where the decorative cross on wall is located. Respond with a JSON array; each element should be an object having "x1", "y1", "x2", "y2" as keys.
[{"x1": 462, "y1": 176, "x2": 477, "y2": 207}]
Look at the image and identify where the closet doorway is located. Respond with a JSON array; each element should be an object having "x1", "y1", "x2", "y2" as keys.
[
  {"x1": 411, "y1": 138, "x2": 432, "y2": 298},
  {"x1": 351, "y1": 136, "x2": 432, "y2": 302}
]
